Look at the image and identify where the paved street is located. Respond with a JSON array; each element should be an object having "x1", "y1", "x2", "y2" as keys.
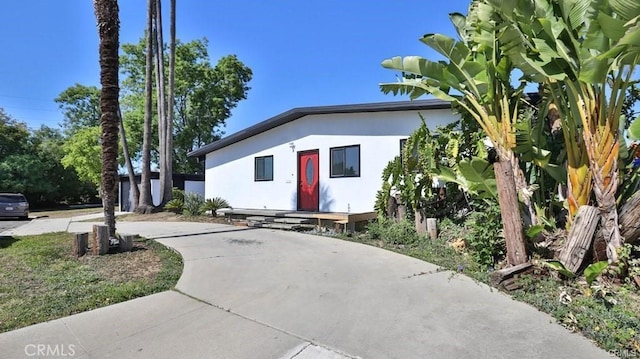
[{"x1": 0, "y1": 219, "x2": 30, "y2": 234}]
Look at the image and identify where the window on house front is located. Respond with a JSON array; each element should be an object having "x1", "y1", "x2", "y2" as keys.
[
  {"x1": 330, "y1": 145, "x2": 360, "y2": 177},
  {"x1": 255, "y1": 155, "x2": 273, "y2": 181}
]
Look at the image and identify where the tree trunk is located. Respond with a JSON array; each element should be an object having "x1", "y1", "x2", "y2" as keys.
[
  {"x1": 119, "y1": 109, "x2": 138, "y2": 212},
  {"x1": 136, "y1": 0, "x2": 155, "y2": 213},
  {"x1": 164, "y1": 0, "x2": 176, "y2": 204},
  {"x1": 93, "y1": 0, "x2": 120, "y2": 237},
  {"x1": 558, "y1": 205, "x2": 599, "y2": 273},
  {"x1": 154, "y1": 0, "x2": 170, "y2": 207},
  {"x1": 510, "y1": 151, "x2": 537, "y2": 227},
  {"x1": 592, "y1": 156, "x2": 622, "y2": 263},
  {"x1": 620, "y1": 190, "x2": 640, "y2": 244},
  {"x1": 493, "y1": 156, "x2": 528, "y2": 265}
]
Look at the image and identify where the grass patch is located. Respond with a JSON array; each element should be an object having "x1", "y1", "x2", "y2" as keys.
[{"x1": 0, "y1": 232, "x2": 182, "y2": 332}]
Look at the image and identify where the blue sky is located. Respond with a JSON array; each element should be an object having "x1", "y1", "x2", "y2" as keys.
[{"x1": 0, "y1": 0, "x2": 471, "y2": 136}]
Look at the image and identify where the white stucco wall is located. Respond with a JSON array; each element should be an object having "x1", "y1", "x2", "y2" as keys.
[{"x1": 204, "y1": 109, "x2": 458, "y2": 213}]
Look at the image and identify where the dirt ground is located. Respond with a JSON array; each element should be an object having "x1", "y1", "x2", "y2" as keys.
[
  {"x1": 76, "y1": 240, "x2": 164, "y2": 283},
  {"x1": 117, "y1": 212, "x2": 230, "y2": 224}
]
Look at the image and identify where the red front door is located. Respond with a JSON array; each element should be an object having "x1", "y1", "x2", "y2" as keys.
[{"x1": 298, "y1": 150, "x2": 319, "y2": 211}]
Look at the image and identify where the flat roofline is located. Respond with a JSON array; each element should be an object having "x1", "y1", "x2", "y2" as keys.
[{"x1": 188, "y1": 99, "x2": 450, "y2": 157}]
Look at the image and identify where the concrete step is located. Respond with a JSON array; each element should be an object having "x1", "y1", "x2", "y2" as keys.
[
  {"x1": 273, "y1": 217, "x2": 314, "y2": 224},
  {"x1": 246, "y1": 216, "x2": 274, "y2": 222}
]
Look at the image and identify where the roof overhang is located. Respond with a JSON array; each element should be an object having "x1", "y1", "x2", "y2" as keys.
[{"x1": 188, "y1": 99, "x2": 451, "y2": 157}]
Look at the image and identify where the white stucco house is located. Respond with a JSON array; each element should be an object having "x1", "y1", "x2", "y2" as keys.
[{"x1": 188, "y1": 99, "x2": 457, "y2": 214}]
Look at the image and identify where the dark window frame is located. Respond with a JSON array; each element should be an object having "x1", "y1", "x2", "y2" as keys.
[
  {"x1": 330, "y1": 144, "x2": 360, "y2": 178},
  {"x1": 254, "y1": 155, "x2": 274, "y2": 181}
]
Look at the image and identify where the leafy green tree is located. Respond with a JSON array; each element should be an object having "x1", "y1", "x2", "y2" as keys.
[
  {"x1": 54, "y1": 84, "x2": 101, "y2": 136},
  {"x1": 0, "y1": 108, "x2": 29, "y2": 158},
  {"x1": 62, "y1": 126, "x2": 102, "y2": 189},
  {"x1": 0, "y1": 117, "x2": 96, "y2": 206},
  {"x1": 120, "y1": 37, "x2": 252, "y2": 173}
]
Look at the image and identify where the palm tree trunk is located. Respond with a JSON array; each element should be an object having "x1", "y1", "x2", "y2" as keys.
[
  {"x1": 164, "y1": 0, "x2": 176, "y2": 203},
  {"x1": 119, "y1": 109, "x2": 138, "y2": 211},
  {"x1": 154, "y1": 0, "x2": 171, "y2": 207},
  {"x1": 93, "y1": 0, "x2": 120, "y2": 237},
  {"x1": 137, "y1": 0, "x2": 155, "y2": 213}
]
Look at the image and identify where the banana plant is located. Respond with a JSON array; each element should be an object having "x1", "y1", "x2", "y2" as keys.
[
  {"x1": 487, "y1": 0, "x2": 640, "y2": 263},
  {"x1": 380, "y1": 0, "x2": 531, "y2": 265}
]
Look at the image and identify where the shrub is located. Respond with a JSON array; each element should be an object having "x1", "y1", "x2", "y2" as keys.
[
  {"x1": 183, "y1": 192, "x2": 205, "y2": 216},
  {"x1": 366, "y1": 218, "x2": 419, "y2": 246},
  {"x1": 202, "y1": 197, "x2": 230, "y2": 216},
  {"x1": 164, "y1": 199, "x2": 183, "y2": 214},
  {"x1": 172, "y1": 187, "x2": 185, "y2": 202},
  {"x1": 464, "y1": 203, "x2": 505, "y2": 268}
]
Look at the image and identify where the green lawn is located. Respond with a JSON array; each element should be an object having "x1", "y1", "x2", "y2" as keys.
[{"x1": 0, "y1": 232, "x2": 182, "y2": 332}]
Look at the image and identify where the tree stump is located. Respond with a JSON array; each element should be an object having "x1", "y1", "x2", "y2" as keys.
[
  {"x1": 73, "y1": 232, "x2": 88, "y2": 257},
  {"x1": 559, "y1": 205, "x2": 600, "y2": 273},
  {"x1": 119, "y1": 234, "x2": 135, "y2": 252},
  {"x1": 396, "y1": 204, "x2": 407, "y2": 221},
  {"x1": 620, "y1": 190, "x2": 640, "y2": 244},
  {"x1": 93, "y1": 224, "x2": 110, "y2": 255},
  {"x1": 415, "y1": 209, "x2": 427, "y2": 235},
  {"x1": 426, "y1": 218, "x2": 437, "y2": 239}
]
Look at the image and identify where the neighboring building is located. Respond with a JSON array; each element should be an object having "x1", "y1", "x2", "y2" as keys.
[
  {"x1": 118, "y1": 172, "x2": 205, "y2": 212},
  {"x1": 188, "y1": 100, "x2": 457, "y2": 214}
]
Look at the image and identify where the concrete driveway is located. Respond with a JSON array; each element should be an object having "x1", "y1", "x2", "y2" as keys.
[{"x1": 0, "y1": 220, "x2": 612, "y2": 358}]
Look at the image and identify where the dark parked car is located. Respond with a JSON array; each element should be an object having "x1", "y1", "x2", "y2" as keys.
[{"x1": 0, "y1": 193, "x2": 29, "y2": 219}]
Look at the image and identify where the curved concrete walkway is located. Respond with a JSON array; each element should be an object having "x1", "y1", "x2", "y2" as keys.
[{"x1": 0, "y1": 220, "x2": 613, "y2": 358}]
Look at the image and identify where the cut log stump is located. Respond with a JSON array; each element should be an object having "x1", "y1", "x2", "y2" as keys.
[
  {"x1": 559, "y1": 205, "x2": 599, "y2": 273},
  {"x1": 490, "y1": 262, "x2": 533, "y2": 290},
  {"x1": 73, "y1": 232, "x2": 88, "y2": 257},
  {"x1": 119, "y1": 234, "x2": 135, "y2": 252},
  {"x1": 92, "y1": 224, "x2": 109, "y2": 255},
  {"x1": 620, "y1": 191, "x2": 640, "y2": 244},
  {"x1": 426, "y1": 218, "x2": 437, "y2": 240},
  {"x1": 415, "y1": 210, "x2": 426, "y2": 235}
]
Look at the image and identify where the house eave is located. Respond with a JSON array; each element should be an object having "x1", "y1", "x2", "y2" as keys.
[{"x1": 187, "y1": 99, "x2": 451, "y2": 158}]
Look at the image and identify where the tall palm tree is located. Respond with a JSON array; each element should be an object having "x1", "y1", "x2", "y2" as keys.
[
  {"x1": 93, "y1": 0, "x2": 120, "y2": 236},
  {"x1": 154, "y1": 0, "x2": 169, "y2": 206},
  {"x1": 164, "y1": 0, "x2": 176, "y2": 204},
  {"x1": 488, "y1": 0, "x2": 640, "y2": 262},
  {"x1": 137, "y1": 0, "x2": 155, "y2": 213}
]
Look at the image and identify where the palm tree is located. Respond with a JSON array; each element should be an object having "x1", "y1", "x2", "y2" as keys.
[
  {"x1": 488, "y1": 0, "x2": 640, "y2": 262},
  {"x1": 154, "y1": 0, "x2": 170, "y2": 206},
  {"x1": 381, "y1": 1, "x2": 530, "y2": 265},
  {"x1": 93, "y1": 0, "x2": 120, "y2": 236},
  {"x1": 164, "y1": 0, "x2": 176, "y2": 205}
]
